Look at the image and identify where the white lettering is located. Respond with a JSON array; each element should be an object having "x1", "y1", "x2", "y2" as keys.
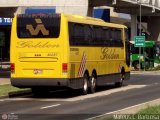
[
  {"x1": 4, "y1": 18, "x2": 7, "y2": 22},
  {"x1": 3, "y1": 18, "x2": 12, "y2": 23}
]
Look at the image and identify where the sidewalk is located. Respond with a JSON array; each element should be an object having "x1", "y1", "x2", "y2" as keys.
[
  {"x1": 131, "y1": 70, "x2": 160, "y2": 74},
  {"x1": 0, "y1": 78, "x2": 10, "y2": 85}
]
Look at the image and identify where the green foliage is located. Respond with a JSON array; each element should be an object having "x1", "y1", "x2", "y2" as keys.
[
  {"x1": 138, "y1": 105, "x2": 160, "y2": 114},
  {"x1": 102, "y1": 105, "x2": 160, "y2": 120},
  {"x1": 0, "y1": 84, "x2": 28, "y2": 96},
  {"x1": 147, "y1": 65, "x2": 160, "y2": 71}
]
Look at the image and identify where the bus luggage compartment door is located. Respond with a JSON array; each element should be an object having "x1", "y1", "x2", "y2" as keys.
[{"x1": 16, "y1": 52, "x2": 61, "y2": 78}]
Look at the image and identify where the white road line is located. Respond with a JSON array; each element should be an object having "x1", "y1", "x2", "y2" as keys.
[
  {"x1": 40, "y1": 104, "x2": 60, "y2": 110},
  {"x1": 0, "y1": 100, "x2": 4, "y2": 102}
]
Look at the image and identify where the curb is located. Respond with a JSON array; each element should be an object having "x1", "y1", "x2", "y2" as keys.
[
  {"x1": 0, "y1": 89, "x2": 32, "y2": 99},
  {"x1": 0, "y1": 95, "x2": 9, "y2": 99},
  {"x1": 88, "y1": 98, "x2": 160, "y2": 120},
  {"x1": 131, "y1": 70, "x2": 160, "y2": 74}
]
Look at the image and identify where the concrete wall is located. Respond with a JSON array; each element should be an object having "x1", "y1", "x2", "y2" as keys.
[
  {"x1": 0, "y1": 0, "x2": 89, "y2": 16},
  {"x1": 148, "y1": 16, "x2": 160, "y2": 41}
]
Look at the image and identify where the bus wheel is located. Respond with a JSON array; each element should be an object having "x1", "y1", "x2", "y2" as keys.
[
  {"x1": 133, "y1": 61, "x2": 140, "y2": 70},
  {"x1": 90, "y1": 73, "x2": 96, "y2": 93},
  {"x1": 82, "y1": 74, "x2": 88, "y2": 95},
  {"x1": 115, "y1": 68, "x2": 125, "y2": 87},
  {"x1": 115, "y1": 75, "x2": 124, "y2": 87}
]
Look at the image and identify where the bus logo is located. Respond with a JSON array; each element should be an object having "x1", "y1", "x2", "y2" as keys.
[{"x1": 26, "y1": 18, "x2": 49, "y2": 36}]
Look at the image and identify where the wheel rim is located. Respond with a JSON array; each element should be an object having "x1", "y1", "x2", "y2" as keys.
[
  {"x1": 91, "y1": 77, "x2": 96, "y2": 89},
  {"x1": 83, "y1": 78, "x2": 88, "y2": 91}
]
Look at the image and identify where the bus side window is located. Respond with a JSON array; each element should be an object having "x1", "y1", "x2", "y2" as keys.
[
  {"x1": 103, "y1": 27, "x2": 110, "y2": 47},
  {"x1": 93, "y1": 26, "x2": 104, "y2": 46},
  {"x1": 116, "y1": 29, "x2": 123, "y2": 47},
  {"x1": 73, "y1": 24, "x2": 85, "y2": 45},
  {"x1": 110, "y1": 28, "x2": 115, "y2": 47},
  {"x1": 69, "y1": 22, "x2": 74, "y2": 45},
  {"x1": 110, "y1": 28, "x2": 123, "y2": 47},
  {"x1": 84, "y1": 24, "x2": 93, "y2": 46}
]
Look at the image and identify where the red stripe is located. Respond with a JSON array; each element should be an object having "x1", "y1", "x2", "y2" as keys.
[
  {"x1": 78, "y1": 53, "x2": 86, "y2": 77},
  {"x1": 79, "y1": 54, "x2": 85, "y2": 76},
  {"x1": 81, "y1": 54, "x2": 86, "y2": 75},
  {"x1": 81, "y1": 54, "x2": 86, "y2": 76},
  {"x1": 78, "y1": 54, "x2": 84, "y2": 77},
  {"x1": 80, "y1": 54, "x2": 86, "y2": 76}
]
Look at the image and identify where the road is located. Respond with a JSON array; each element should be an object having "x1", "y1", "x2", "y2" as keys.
[{"x1": 0, "y1": 72, "x2": 160, "y2": 120}]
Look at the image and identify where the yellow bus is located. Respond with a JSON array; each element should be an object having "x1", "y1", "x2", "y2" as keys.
[{"x1": 10, "y1": 13, "x2": 130, "y2": 94}]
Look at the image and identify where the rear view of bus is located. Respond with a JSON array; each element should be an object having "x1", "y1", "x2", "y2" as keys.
[{"x1": 10, "y1": 14, "x2": 69, "y2": 91}]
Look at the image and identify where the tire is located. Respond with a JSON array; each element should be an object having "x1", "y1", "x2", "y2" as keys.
[
  {"x1": 82, "y1": 74, "x2": 89, "y2": 95},
  {"x1": 133, "y1": 61, "x2": 140, "y2": 70},
  {"x1": 90, "y1": 73, "x2": 96, "y2": 93},
  {"x1": 115, "y1": 74, "x2": 124, "y2": 87},
  {"x1": 115, "y1": 67, "x2": 125, "y2": 87}
]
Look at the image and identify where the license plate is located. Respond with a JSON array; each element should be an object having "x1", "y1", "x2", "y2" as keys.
[{"x1": 33, "y1": 69, "x2": 43, "y2": 74}]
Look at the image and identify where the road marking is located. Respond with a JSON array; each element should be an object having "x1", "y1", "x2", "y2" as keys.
[
  {"x1": 1, "y1": 85, "x2": 147, "y2": 102},
  {"x1": 0, "y1": 100, "x2": 4, "y2": 102},
  {"x1": 86, "y1": 98, "x2": 160, "y2": 120},
  {"x1": 40, "y1": 104, "x2": 60, "y2": 109}
]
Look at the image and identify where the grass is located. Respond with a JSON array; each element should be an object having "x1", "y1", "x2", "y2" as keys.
[
  {"x1": 0, "y1": 84, "x2": 29, "y2": 96},
  {"x1": 148, "y1": 65, "x2": 160, "y2": 71},
  {"x1": 103, "y1": 105, "x2": 160, "y2": 120},
  {"x1": 138, "y1": 105, "x2": 160, "y2": 114}
]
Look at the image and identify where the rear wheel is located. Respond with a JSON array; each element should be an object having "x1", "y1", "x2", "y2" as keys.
[
  {"x1": 133, "y1": 61, "x2": 140, "y2": 70},
  {"x1": 115, "y1": 74, "x2": 124, "y2": 87},
  {"x1": 90, "y1": 73, "x2": 96, "y2": 93},
  {"x1": 82, "y1": 74, "x2": 89, "y2": 95},
  {"x1": 115, "y1": 68, "x2": 125, "y2": 87}
]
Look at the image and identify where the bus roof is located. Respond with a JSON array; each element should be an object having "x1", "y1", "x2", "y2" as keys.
[
  {"x1": 63, "y1": 14, "x2": 127, "y2": 29},
  {"x1": 15, "y1": 13, "x2": 127, "y2": 29}
]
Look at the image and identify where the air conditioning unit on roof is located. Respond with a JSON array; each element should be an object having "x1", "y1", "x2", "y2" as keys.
[{"x1": 155, "y1": 0, "x2": 160, "y2": 7}]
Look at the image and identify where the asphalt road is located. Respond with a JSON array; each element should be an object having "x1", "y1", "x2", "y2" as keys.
[{"x1": 0, "y1": 72, "x2": 160, "y2": 120}]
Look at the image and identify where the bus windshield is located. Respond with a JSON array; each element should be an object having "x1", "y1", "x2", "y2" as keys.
[{"x1": 17, "y1": 14, "x2": 61, "y2": 38}]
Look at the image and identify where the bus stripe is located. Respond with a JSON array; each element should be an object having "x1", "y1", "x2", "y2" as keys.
[
  {"x1": 79, "y1": 53, "x2": 85, "y2": 77},
  {"x1": 80, "y1": 54, "x2": 85, "y2": 76},
  {"x1": 78, "y1": 52, "x2": 86, "y2": 77},
  {"x1": 80, "y1": 55, "x2": 85, "y2": 76}
]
